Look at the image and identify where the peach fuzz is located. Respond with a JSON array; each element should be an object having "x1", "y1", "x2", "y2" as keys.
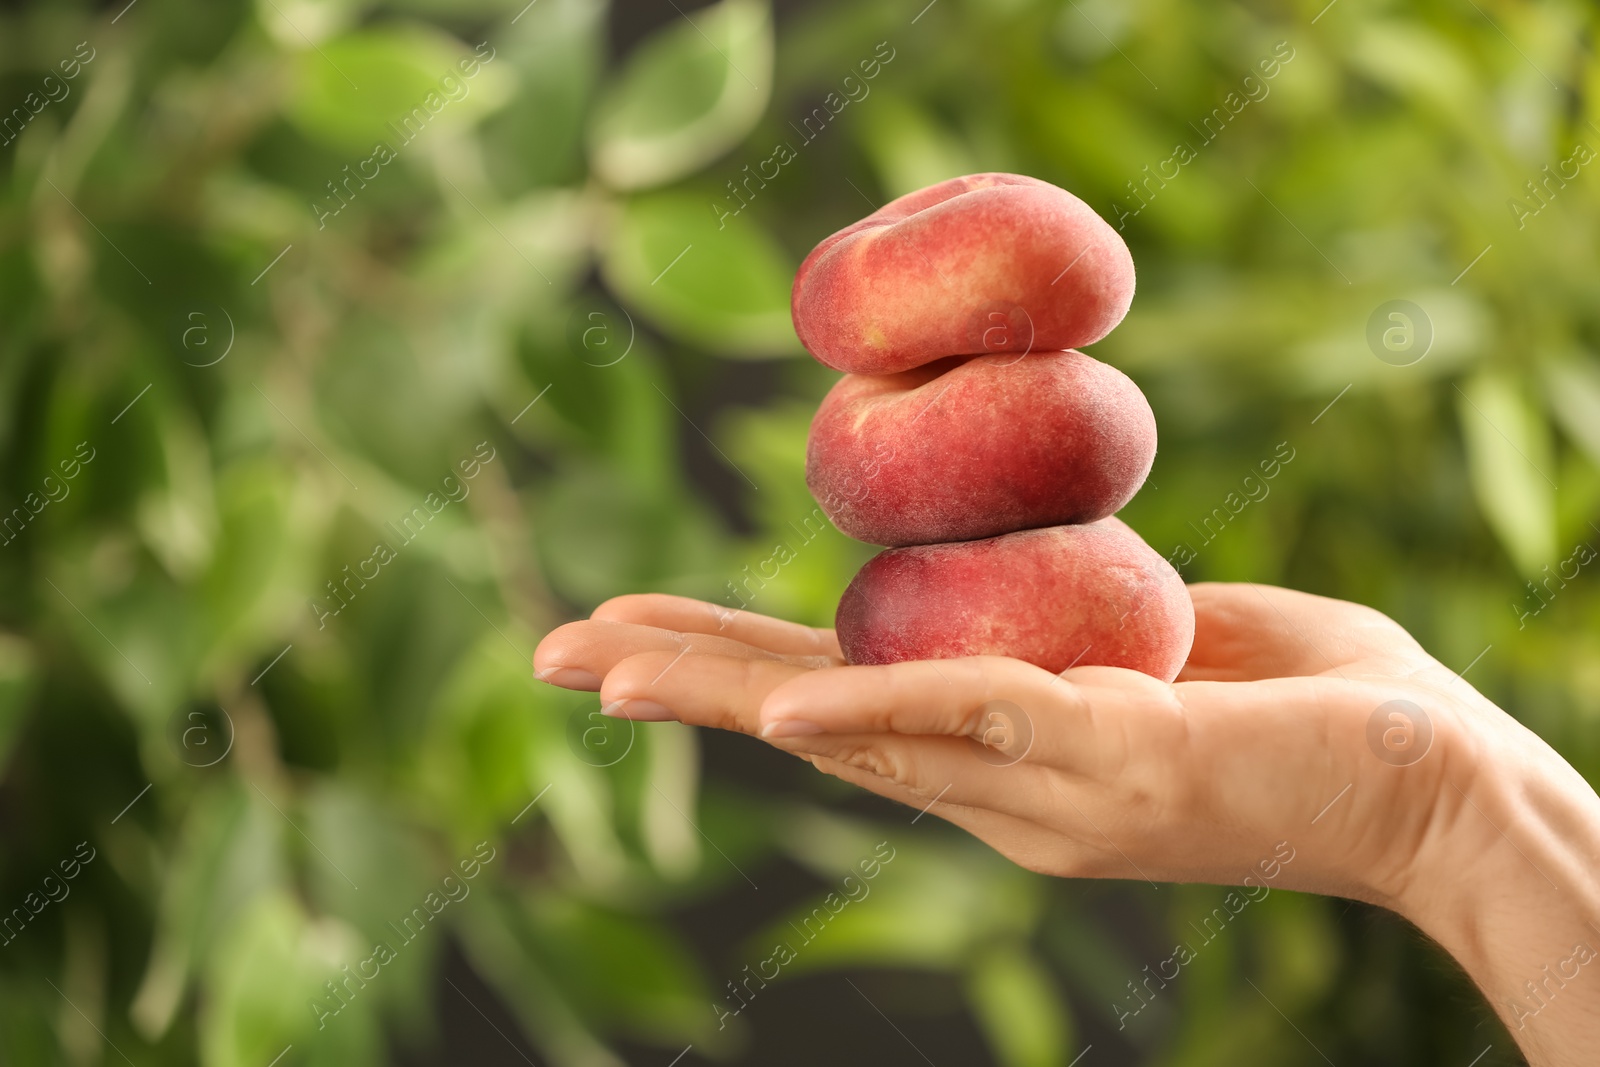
[
  {"x1": 790, "y1": 173, "x2": 1136, "y2": 375},
  {"x1": 806, "y1": 349, "x2": 1156, "y2": 546},
  {"x1": 835, "y1": 519, "x2": 1195, "y2": 682}
]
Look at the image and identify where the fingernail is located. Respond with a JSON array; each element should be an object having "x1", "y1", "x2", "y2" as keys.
[
  {"x1": 761, "y1": 718, "x2": 825, "y2": 739},
  {"x1": 536, "y1": 667, "x2": 601, "y2": 691},
  {"x1": 604, "y1": 699, "x2": 676, "y2": 722}
]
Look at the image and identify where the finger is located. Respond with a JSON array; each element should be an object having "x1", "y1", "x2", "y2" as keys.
[
  {"x1": 762, "y1": 655, "x2": 1195, "y2": 780},
  {"x1": 592, "y1": 594, "x2": 843, "y2": 660},
  {"x1": 757, "y1": 656, "x2": 1046, "y2": 737},
  {"x1": 599, "y1": 650, "x2": 809, "y2": 730},
  {"x1": 808, "y1": 754, "x2": 1149, "y2": 881},
  {"x1": 1178, "y1": 582, "x2": 1422, "y2": 682},
  {"x1": 779, "y1": 729, "x2": 1072, "y2": 825},
  {"x1": 799, "y1": 750, "x2": 1084, "y2": 860},
  {"x1": 534, "y1": 620, "x2": 831, "y2": 694},
  {"x1": 600, "y1": 650, "x2": 1064, "y2": 822}
]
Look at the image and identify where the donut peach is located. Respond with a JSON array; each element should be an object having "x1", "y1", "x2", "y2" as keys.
[
  {"x1": 791, "y1": 173, "x2": 1136, "y2": 375},
  {"x1": 806, "y1": 350, "x2": 1156, "y2": 546},
  {"x1": 834, "y1": 519, "x2": 1194, "y2": 682}
]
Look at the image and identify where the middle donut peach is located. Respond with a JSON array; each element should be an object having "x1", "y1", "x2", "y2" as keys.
[{"x1": 806, "y1": 350, "x2": 1157, "y2": 547}]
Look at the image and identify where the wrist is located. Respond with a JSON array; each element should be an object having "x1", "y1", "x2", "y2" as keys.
[{"x1": 1393, "y1": 718, "x2": 1600, "y2": 1064}]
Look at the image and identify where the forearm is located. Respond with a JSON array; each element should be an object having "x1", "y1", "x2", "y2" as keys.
[{"x1": 1398, "y1": 745, "x2": 1600, "y2": 1067}]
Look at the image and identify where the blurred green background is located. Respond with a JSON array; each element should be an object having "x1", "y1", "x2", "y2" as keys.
[{"x1": 1, "y1": 0, "x2": 1597, "y2": 1063}]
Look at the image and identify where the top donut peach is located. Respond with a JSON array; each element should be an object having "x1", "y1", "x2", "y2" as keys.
[{"x1": 791, "y1": 173, "x2": 1136, "y2": 374}]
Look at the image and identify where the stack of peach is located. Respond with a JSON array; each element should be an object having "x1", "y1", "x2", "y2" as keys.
[{"x1": 793, "y1": 173, "x2": 1195, "y2": 682}]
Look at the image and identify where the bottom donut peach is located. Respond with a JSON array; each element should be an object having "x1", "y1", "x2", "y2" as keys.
[{"x1": 835, "y1": 519, "x2": 1195, "y2": 681}]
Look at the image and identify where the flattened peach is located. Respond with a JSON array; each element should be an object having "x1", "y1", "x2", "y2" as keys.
[
  {"x1": 835, "y1": 520, "x2": 1194, "y2": 682},
  {"x1": 791, "y1": 173, "x2": 1135, "y2": 375},
  {"x1": 807, "y1": 350, "x2": 1156, "y2": 546}
]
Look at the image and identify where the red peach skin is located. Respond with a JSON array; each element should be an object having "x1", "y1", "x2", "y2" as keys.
[
  {"x1": 807, "y1": 350, "x2": 1157, "y2": 546},
  {"x1": 791, "y1": 173, "x2": 1136, "y2": 375},
  {"x1": 835, "y1": 519, "x2": 1195, "y2": 681}
]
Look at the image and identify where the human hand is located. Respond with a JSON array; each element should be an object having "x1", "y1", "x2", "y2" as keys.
[
  {"x1": 534, "y1": 582, "x2": 1600, "y2": 1065},
  {"x1": 536, "y1": 582, "x2": 1466, "y2": 901}
]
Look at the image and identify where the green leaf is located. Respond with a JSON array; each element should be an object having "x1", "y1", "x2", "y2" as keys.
[
  {"x1": 414, "y1": 187, "x2": 592, "y2": 311},
  {"x1": 965, "y1": 945, "x2": 1072, "y2": 1067},
  {"x1": 422, "y1": 633, "x2": 553, "y2": 831},
  {"x1": 537, "y1": 459, "x2": 727, "y2": 607},
  {"x1": 1457, "y1": 371, "x2": 1557, "y2": 574},
  {"x1": 1347, "y1": 22, "x2": 1479, "y2": 124},
  {"x1": 198, "y1": 458, "x2": 312, "y2": 656},
  {"x1": 0, "y1": 635, "x2": 35, "y2": 776},
  {"x1": 528, "y1": 725, "x2": 633, "y2": 889},
  {"x1": 853, "y1": 94, "x2": 975, "y2": 200},
  {"x1": 199, "y1": 891, "x2": 379, "y2": 1067},
  {"x1": 480, "y1": 0, "x2": 608, "y2": 192},
  {"x1": 132, "y1": 782, "x2": 288, "y2": 1040},
  {"x1": 721, "y1": 400, "x2": 875, "y2": 628},
  {"x1": 587, "y1": 0, "x2": 773, "y2": 191},
  {"x1": 456, "y1": 896, "x2": 627, "y2": 1067},
  {"x1": 288, "y1": 25, "x2": 513, "y2": 154},
  {"x1": 754, "y1": 812, "x2": 1040, "y2": 974},
  {"x1": 523, "y1": 893, "x2": 717, "y2": 1042},
  {"x1": 136, "y1": 411, "x2": 217, "y2": 582},
  {"x1": 1543, "y1": 356, "x2": 1600, "y2": 470},
  {"x1": 303, "y1": 785, "x2": 433, "y2": 946},
  {"x1": 256, "y1": 0, "x2": 368, "y2": 47},
  {"x1": 600, "y1": 193, "x2": 797, "y2": 355},
  {"x1": 640, "y1": 720, "x2": 702, "y2": 879}
]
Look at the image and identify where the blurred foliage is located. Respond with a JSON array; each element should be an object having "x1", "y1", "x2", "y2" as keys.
[{"x1": 0, "y1": 0, "x2": 1596, "y2": 1064}]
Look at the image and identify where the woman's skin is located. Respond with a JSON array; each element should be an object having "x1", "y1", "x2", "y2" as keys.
[{"x1": 534, "y1": 582, "x2": 1600, "y2": 1065}]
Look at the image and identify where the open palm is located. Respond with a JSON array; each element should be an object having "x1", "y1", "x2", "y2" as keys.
[{"x1": 532, "y1": 581, "x2": 1545, "y2": 909}]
